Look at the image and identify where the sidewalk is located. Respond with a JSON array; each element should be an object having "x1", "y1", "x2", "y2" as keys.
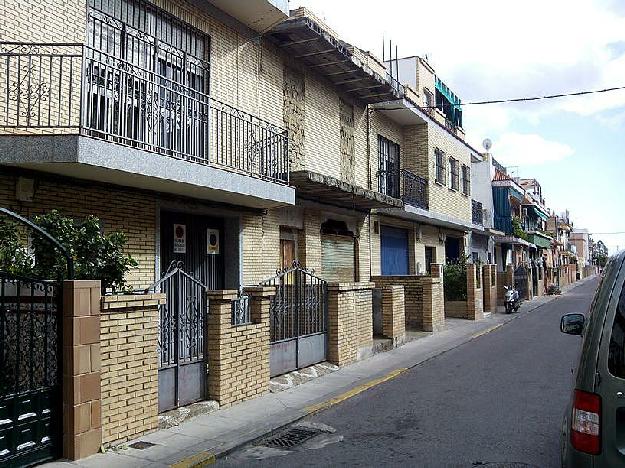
[{"x1": 48, "y1": 276, "x2": 597, "y2": 468}]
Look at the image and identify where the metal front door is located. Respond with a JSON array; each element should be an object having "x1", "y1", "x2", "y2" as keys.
[
  {"x1": 157, "y1": 211, "x2": 223, "y2": 412},
  {"x1": 0, "y1": 273, "x2": 62, "y2": 467},
  {"x1": 0, "y1": 208, "x2": 69, "y2": 467},
  {"x1": 261, "y1": 263, "x2": 328, "y2": 377},
  {"x1": 150, "y1": 264, "x2": 207, "y2": 413},
  {"x1": 514, "y1": 265, "x2": 529, "y2": 300}
]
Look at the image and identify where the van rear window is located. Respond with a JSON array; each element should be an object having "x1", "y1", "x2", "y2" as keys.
[{"x1": 608, "y1": 281, "x2": 625, "y2": 378}]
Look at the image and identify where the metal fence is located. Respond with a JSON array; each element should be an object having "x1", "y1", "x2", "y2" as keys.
[
  {"x1": 0, "y1": 42, "x2": 289, "y2": 184},
  {"x1": 401, "y1": 169, "x2": 428, "y2": 210}
]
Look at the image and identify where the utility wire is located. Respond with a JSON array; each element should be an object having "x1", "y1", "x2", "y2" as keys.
[{"x1": 385, "y1": 85, "x2": 625, "y2": 110}]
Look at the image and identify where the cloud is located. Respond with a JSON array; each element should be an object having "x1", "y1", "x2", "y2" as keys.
[{"x1": 491, "y1": 133, "x2": 575, "y2": 166}]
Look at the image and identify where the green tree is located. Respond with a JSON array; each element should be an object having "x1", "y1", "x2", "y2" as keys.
[{"x1": 1, "y1": 210, "x2": 137, "y2": 292}]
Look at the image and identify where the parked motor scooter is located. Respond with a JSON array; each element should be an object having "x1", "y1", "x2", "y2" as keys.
[{"x1": 503, "y1": 285, "x2": 521, "y2": 314}]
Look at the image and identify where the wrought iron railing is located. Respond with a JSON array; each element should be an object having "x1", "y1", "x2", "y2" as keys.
[
  {"x1": 401, "y1": 169, "x2": 428, "y2": 210},
  {"x1": 378, "y1": 169, "x2": 400, "y2": 199},
  {"x1": 0, "y1": 42, "x2": 289, "y2": 184},
  {"x1": 231, "y1": 292, "x2": 251, "y2": 326},
  {"x1": 472, "y1": 199, "x2": 484, "y2": 225}
]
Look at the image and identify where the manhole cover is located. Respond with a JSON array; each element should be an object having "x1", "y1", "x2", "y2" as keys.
[{"x1": 261, "y1": 427, "x2": 321, "y2": 449}]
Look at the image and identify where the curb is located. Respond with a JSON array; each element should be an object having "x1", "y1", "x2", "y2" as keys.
[{"x1": 170, "y1": 277, "x2": 597, "y2": 466}]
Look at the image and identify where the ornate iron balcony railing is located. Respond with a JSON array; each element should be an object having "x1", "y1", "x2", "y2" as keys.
[
  {"x1": 0, "y1": 42, "x2": 289, "y2": 184},
  {"x1": 401, "y1": 169, "x2": 428, "y2": 210},
  {"x1": 472, "y1": 199, "x2": 484, "y2": 226}
]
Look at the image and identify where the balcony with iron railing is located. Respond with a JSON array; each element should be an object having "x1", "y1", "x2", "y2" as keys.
[
  {"x1": 401, "y1": 169, "x2": 428, "y2": 210},
  {"x1": 472, "y1": 199, "x2": 483, "y2": 226},
  {"x1": 0, "y1": 43, "x2": 291, "y2": 195}
]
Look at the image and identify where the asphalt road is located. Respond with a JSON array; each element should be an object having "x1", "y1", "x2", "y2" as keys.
[{"x1": 220, "y1": 278, "x2": 598, "y2": 468}]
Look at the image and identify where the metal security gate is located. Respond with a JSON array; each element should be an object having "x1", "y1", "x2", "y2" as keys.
[
  {"x1": 149, "y1": 263, "x2": 207, "y2": 413},
  {"x1": 261, "y1": 263, "x2": 328, "y2": 377},
  {"x1": 514, "y1": 265, "x2": 529, "y2": 300},
  {"x1": 0, "y1": 208, "x2": 72, "y2": 467}
]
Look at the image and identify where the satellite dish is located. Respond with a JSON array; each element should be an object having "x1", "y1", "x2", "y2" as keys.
[{"x1": 482, "y1": 138, "x2": 492, "y2": 151}]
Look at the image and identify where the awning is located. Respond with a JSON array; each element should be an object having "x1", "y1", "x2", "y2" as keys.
[
  {"x1": 269, "y1": 16, "x2": 402, "y2": 104},
  {"x1": 493, "y1": 235, "x2": 533, "y2": 247},
  {"x1": 524, "y1": 204, "x2": 549, "y2": 222},
  {"x1": 291, "y1": 171, "x2": 403, "y2": 210}
]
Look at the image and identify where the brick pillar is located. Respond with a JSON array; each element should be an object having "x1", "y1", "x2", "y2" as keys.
[
  {"x1": 423, "y1": 264, "x2": 444, "y2": 332},
  {"x1": 327, "y1": 283, "x2": 374, "y2": 366},
  {"x1": 62, "y1": 280, "x2": 102, "y2": 460},
  {"x1": 467, "y1": 264, "x2": 484, "y2": 320},
  {"x1": 206, "y1": 288, "x2": 271, "y2": 407},
  {"x1": 381, "y1": 285, "x2": 405, "y2": 345}
]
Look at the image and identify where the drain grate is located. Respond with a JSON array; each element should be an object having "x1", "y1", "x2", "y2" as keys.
[
  {"x1": 261, "y1": 427, "x2": 321, "y2": 449},
  {"x1": 129, "y1": 441, "x2": 157, "y2": 450}
]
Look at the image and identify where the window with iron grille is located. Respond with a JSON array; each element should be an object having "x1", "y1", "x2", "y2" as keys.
[
  {"x1": 435, "y1": 149, "x2": 446, "y2": 185},
  {"x1": 378, "y1": 135, "x2": 401, "y2": 198},
  {"x1": 450, "y1": 158, "x2": 459, "y2": 190},
  {"x1": 462, "y1": 164, "x2": 471, "y2": 195},
  {"x1": 85, "y1": 0, "x2": 211, "y2": 157}
]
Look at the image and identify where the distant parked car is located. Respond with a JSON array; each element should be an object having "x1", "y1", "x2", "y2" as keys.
[{"x1": 560, "y1": 252, "x2": 625, "y2": 467}]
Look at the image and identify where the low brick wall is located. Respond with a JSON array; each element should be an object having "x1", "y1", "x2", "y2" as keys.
[
  {"x1": 372, "y1": 265, "x2": 444, "y2": 332},
  {"x1": 206, "y1": 287, "x2": 271, "y2": 407},
  {"x1": 445, "y1": 300, "x2": 467, "y2": 318},
  {"x1": 327, "y1": 282, "x2": 374, "y2": 366},
  {"x1": 482, "y1": 264, "x2": 497, "y2": 313},
  {"x1": 381, "y1": 285, "x2": 405, "y2": 345},
  {"x1": 99, "y1": 294, "x2": 164, "y2": 447},
  {"x1": 445, "y1": 264, "x2": 483, "y2": 320},
  {"x1": 583, "y1": 265, "x2": 597, "y2": 278}
]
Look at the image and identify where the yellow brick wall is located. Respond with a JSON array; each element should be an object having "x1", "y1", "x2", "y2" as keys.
[
  {"x1": 206, "y1": 289, "x2": 270, "y2": 407},
  {"x1": 1, "y1": 0, "x2": 86, "y2": 43},
  {"x1": 426, "y1": 123, "x2": 473, "y2": 222},
  {"x1": 0, "y1": 173, "x2": 156, "y2": 289},
  {"x1": 99, "y1": 294, "x2": 163, "y2": 446}
]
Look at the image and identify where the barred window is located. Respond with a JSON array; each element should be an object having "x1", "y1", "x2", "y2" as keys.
[
  {"x1": 378, "y1": 135, "x2": 401, "y2": 198},
  {"x1": 450, "y1": 158, "x2": 460, "y2": 190},
  {"x1": 462, "y1": 164, "x2": 471, "y2": 195},
  {"x1": 435, "y1": 149, "x2": 446, "y2": 185}
]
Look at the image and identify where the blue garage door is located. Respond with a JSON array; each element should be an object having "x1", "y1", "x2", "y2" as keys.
[{"x1": 381, "y1": 226, "x2": 409, "y2": 275}]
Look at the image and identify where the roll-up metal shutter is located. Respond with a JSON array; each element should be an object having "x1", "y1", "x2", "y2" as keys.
[
  {"x1": 380, "y1": 226, "x2": 409, "y2": 275},
  {"x1": 321, "y1": 234, "x2": 355, "y2": 282}
]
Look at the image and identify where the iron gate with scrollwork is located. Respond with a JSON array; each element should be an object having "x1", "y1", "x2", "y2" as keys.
[
  {"x1": 0, "y1": 208, "x2": 73, "y2": 467},
  {"x1": 514, "y1": 265, "x2": 529, "y2": 300},
  {"x1": 261, "y1": 263, "x2": 328, "y2": 377},
  {"x1": 147, "y1": 262, "x2": 207, "y2": 413}
]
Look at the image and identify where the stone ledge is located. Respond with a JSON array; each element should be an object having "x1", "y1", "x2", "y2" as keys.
[{"x1": 328, "y1": 282, "x2": 375, "y2": 291}]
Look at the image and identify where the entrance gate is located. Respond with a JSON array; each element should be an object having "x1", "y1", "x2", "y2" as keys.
[
  {"x1": 514, "y1": 265, "x2": 529, "y2": 300},
  {"x1": 148, "y1": 262, "x2": 207, "y2": 413},
  {"x1": 0, "y1": 208, "x2": 72, "y2": 467},
  {"x1": 261, "y1": 263, "x2": 328, "y2": 377}
]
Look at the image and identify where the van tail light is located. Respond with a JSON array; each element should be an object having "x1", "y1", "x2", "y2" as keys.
[{"x1": 571, "y1": 389, "x2": 601, "y2": 455}]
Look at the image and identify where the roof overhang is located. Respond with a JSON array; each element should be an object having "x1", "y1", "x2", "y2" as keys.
[
  {"x1": 204, "y1": 0, "x2": 288, "y2": 32},
  {"x1": 268, "y1": 17, "x2": 402, "y2": 104},
  {"x1": 372, "y1": 100, "x2": 429, "y2": 126},
  {"x1": 375, "y1": 204, "x2": 473, "y2": 232},
  {"x1": 291, "y1": 171, "x2": 403, "y2": 211}
]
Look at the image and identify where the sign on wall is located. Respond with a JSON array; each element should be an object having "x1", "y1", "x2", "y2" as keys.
[
  {"x1": 174, "y1": 224, "x2": 186, "y2": 254},
  {"x1": 207, "y1": 228, "x2": 220, "y2": 255}
]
